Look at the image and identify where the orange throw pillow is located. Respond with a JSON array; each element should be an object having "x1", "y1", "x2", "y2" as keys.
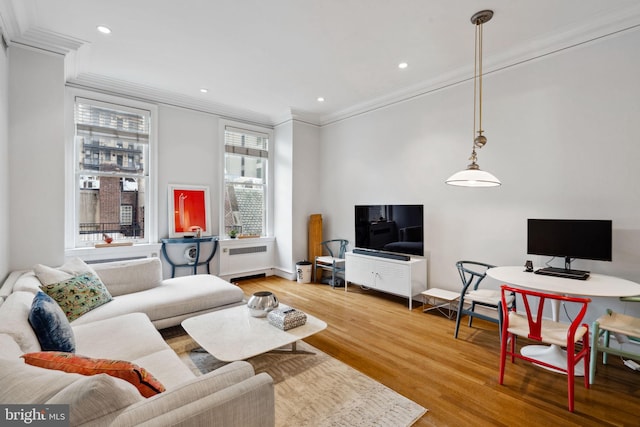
[{"x1": 22, "y1": 352, "x2": 165, "y2": 398}]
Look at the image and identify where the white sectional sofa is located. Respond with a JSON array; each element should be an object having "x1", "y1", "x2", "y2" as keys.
[
  {"x1": 1, "y1": 257, "x2": 246, "y2": 329},
  {"x1": 0, "y1": 258, "x2": 275, "y2": 426}
]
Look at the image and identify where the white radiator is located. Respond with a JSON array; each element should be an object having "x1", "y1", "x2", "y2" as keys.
[
  {"x1": 228, "y1": 246, "x2": 268, "y2": 256},
  {"x1": 218, "y1": 238, "x2": 274, "y2": 280},
  {"x1": 65, "y1": 243, "x2": 161, "y2": 264}
]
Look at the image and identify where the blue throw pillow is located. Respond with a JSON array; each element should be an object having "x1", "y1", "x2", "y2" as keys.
[{"x1": 28, "y1": 291, "x2": 76, "y2": 353}]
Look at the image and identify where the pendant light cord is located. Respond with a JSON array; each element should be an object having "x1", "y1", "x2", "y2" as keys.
[
  {"x1": 471, "y1": 19, "x2": 484, "y2": 162},
  {"x1": 477, "y1": 21, "x2": 483, "y2": 138},
  {"x1": 473, "y1": 21, "x2": 478, "y2": 143}
]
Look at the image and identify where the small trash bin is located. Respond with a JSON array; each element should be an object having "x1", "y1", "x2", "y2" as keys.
[{"x1": 296, "y1": 261, "x2": 312, "y2": 283}]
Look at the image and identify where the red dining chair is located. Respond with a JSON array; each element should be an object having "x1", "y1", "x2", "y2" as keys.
[{"x1": 499, "y1": 285, "x2": 591, "y2": 412}]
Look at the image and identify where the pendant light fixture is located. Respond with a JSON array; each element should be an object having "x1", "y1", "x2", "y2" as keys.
[{"x1": 446, "y1": 10, "x2": 501, "y2": 187}]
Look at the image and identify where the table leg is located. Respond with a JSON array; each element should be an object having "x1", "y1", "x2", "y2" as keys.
[{"x1": 267, "y1": 341, "x2": 314, "y2": 356}]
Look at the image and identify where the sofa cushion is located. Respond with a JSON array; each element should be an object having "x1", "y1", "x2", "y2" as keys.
[
  {"x1": 33, "y1": 257, "x2": 98, "y2": 286},
  {"x1": 130, "y1": 348, "x2": 197, "y2": 390},
  {"x1": 22, "y1": 352, "x2": 166, "y2": 398},
  {"x1": 93, "y1": 257, "x2": 163, "y2": 297},
  {"x1": 40, "y1": 273, "x2": 113, "y2": 321},
  {"x1": 47, "y1": 374, "x2": 143, "y2": 425},
  {"x1": 0, "y1": 291, "x2": 41, "y2": 353},
  {"x1": 28, "y1": 291, "x2": 76, "y2": 352},
  {"x1": 0, "y1": 358, "x2": 84, "y2": 403},
  {"x1": 71, "y1": 312, "x2": 195, "y2": 389},
  {"x1": 72, "y1": 313, "x2": 171, "y2": 359}
]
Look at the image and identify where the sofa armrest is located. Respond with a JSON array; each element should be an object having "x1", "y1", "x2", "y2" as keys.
[
  {"x1": 110, "y1": 371, "x2": 274, "y2": 427},
  {"x1": 1, "y1": 270, "x2": 32, "y2": 298}
]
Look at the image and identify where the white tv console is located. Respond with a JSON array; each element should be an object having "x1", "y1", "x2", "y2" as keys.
[{"x1": 345, "y1": 251, "x2": 427, "y2": 309}]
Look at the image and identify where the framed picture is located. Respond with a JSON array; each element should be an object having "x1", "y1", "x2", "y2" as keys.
[{"x1": 168, "y1": 184, "x2": 212, "y2": 238}]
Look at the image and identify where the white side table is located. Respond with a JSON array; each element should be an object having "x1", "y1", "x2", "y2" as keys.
[{"x1": 421, "y1": 288, "x2": 459, "y2": 319}]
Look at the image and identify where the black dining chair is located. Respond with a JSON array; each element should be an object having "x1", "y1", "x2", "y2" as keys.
[{"x1": 454, "y1": 260, "x2": 514, "y2": 339}]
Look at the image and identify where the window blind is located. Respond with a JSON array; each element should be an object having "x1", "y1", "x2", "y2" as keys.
[
  {"x1": 224, "y1": 126, "x2": 268, "y2": 158},
  {"x1": 75, "y1": 101, "x2": 150, "y2": 143}
]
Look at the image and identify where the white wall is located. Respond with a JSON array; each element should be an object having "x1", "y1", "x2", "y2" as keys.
[
  {"x1": 291, "y1": 121, "x2": 322, "y2": 265},
  {"x1": 9, "y1": 46, "x2": 65, "y2": 269},
  {"x1": 273, "y1": 120, "x2": 293, "y2": 276},
  {"x1": 0, "y1": 42, "x2": 9, "y2": 281},
  {"x1": 157, "y1": 105, "x2": 220, "y2": 240},
  {"x1": 4, "y1": 48, "x2": 303, "y2": 280},
  {"x1": 156, "y1": 105, "x2": 220, "y2": 277},
  {"x1": 319, "y1": 28, "x2": 640, "y2": 323},
  {"x1": 273, "y1": 119, "x2": 322, "y2": 278},
  {"x1": 4, "y1": 46, "x2": 298, "y2": 280}
]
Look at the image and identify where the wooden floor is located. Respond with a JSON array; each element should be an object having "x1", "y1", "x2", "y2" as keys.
[{"x1": 237, "y1": 276, "x2": 640, "y2": 427}]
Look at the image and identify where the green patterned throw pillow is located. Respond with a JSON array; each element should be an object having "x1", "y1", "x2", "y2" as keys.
[{"x1": 40, "y1": 273, "x2": 113, "y2": 322}]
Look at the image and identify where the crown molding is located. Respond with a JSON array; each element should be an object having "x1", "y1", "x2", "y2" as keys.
[
  {"x1": 319, "y1": 5, "x2": 640, "y2": 126},
  {"x1": 4, "y1": 1, "x2": 640, "y2": 128},
  {"x1": 273, "y1": 108, "x2": 322, "y2": 128},
  {"x1": 0, "y1": 0, "x2": 84, "y2": 54},
  {"x1": 67, "y1": 73, "x2": 275, "y2": 128},
  {"x1": 13, "y1": 27, "x2": 85, "y2": 55}
]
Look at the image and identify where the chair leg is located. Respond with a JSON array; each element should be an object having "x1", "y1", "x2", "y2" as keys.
[
  {"x1": 331, "y1": 261, "x2": 336, "y2": 289},
  {"x1": 602, "y1": 329, "x2": 610, "y2": 365},
  {"x1": 499, "y1": 330, "x2": 508, "y2": 385},
  {"x1": 567, "y1": 357, "x2": 575, "y2": 412},
  {"x1": 454, "y1": 295, "x2": 465, "y2": 338},
  {"x1": 589, "y1": 322, "x2": 599, "y2": 385},
  {"x1": 497, "y1": 302, "x2": 503, "y2": 343},
  {"x1": 583, "y1": 335, "x2": 591, "y2": 390},
  {"x1": 510, "y1": 334, "x2": 516, "y2": 363},
  {"x1": 468, "y1": 301, "x2": 475, "y2": 327}
]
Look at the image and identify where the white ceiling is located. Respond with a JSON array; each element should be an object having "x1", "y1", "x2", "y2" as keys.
[{"x1": 2, "y1": 0, "x2": 640, "y2": 125}]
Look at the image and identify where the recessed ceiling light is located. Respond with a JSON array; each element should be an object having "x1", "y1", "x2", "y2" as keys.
[
  {"x1": 200, "y1": 88, "x2": 208, "y2": 93},
  {"x1": 398, "y1": 62, "x2": 408, "y2": 69},
  {"x1": 97, "y1": 26, "x2": 112, "y2": 34},
  {"x1": 317, "y1": 97, "x2": 325, "y2": 102}
]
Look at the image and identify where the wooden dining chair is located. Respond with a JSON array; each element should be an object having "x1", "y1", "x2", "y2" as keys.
[
  {"x1": 499, "y1": 285, "x2": 591, "y2": 412},
  {"x1": 313, "y1": 239, "x2": 348, "y2": 288},
  {"x1": 590, "y1": 309, "x2": 640, "y2": 384},
  {"x1": 454, "y1": 261, "x2": 514, "y2": 339}
]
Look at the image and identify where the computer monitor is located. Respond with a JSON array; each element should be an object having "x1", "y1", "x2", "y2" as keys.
[{"x1": 527, "y1": 219, "x2": 612, "y2": 272}]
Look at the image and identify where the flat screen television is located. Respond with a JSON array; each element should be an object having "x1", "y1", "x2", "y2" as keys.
[
  {"x1": 527, "y1": 219, "x2": 612, "y2": 273},
  {"x1": 355, "y1": 204, "x2": 424, "y2": 256}
]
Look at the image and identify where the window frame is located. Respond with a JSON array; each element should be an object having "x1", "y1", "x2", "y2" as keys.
[
  {"x1": 65, "y1": 89, "x2": 158, "y2": 252},
  {"x1": 219, "y1": 119, "x2": 273, "y2": 239}
]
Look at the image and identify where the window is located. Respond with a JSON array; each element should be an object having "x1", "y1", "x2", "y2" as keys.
[
  {"x1": 223, "y1": 124, "x2": 270, "y2": 237},
  {"x1": 71, "y1": 97, "x2": 153, "y2": 247},
  {"x1": 120, "y1": 205, "x2": 133, "y2": 225}
]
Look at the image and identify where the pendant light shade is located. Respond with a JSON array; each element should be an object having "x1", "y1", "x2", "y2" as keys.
[
  {"x1": 446, "y1": 10, "x2": 501, "y2": 187},
  {"x1": 445, "y1": 167, "x2": 501, "y2": 187}
]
